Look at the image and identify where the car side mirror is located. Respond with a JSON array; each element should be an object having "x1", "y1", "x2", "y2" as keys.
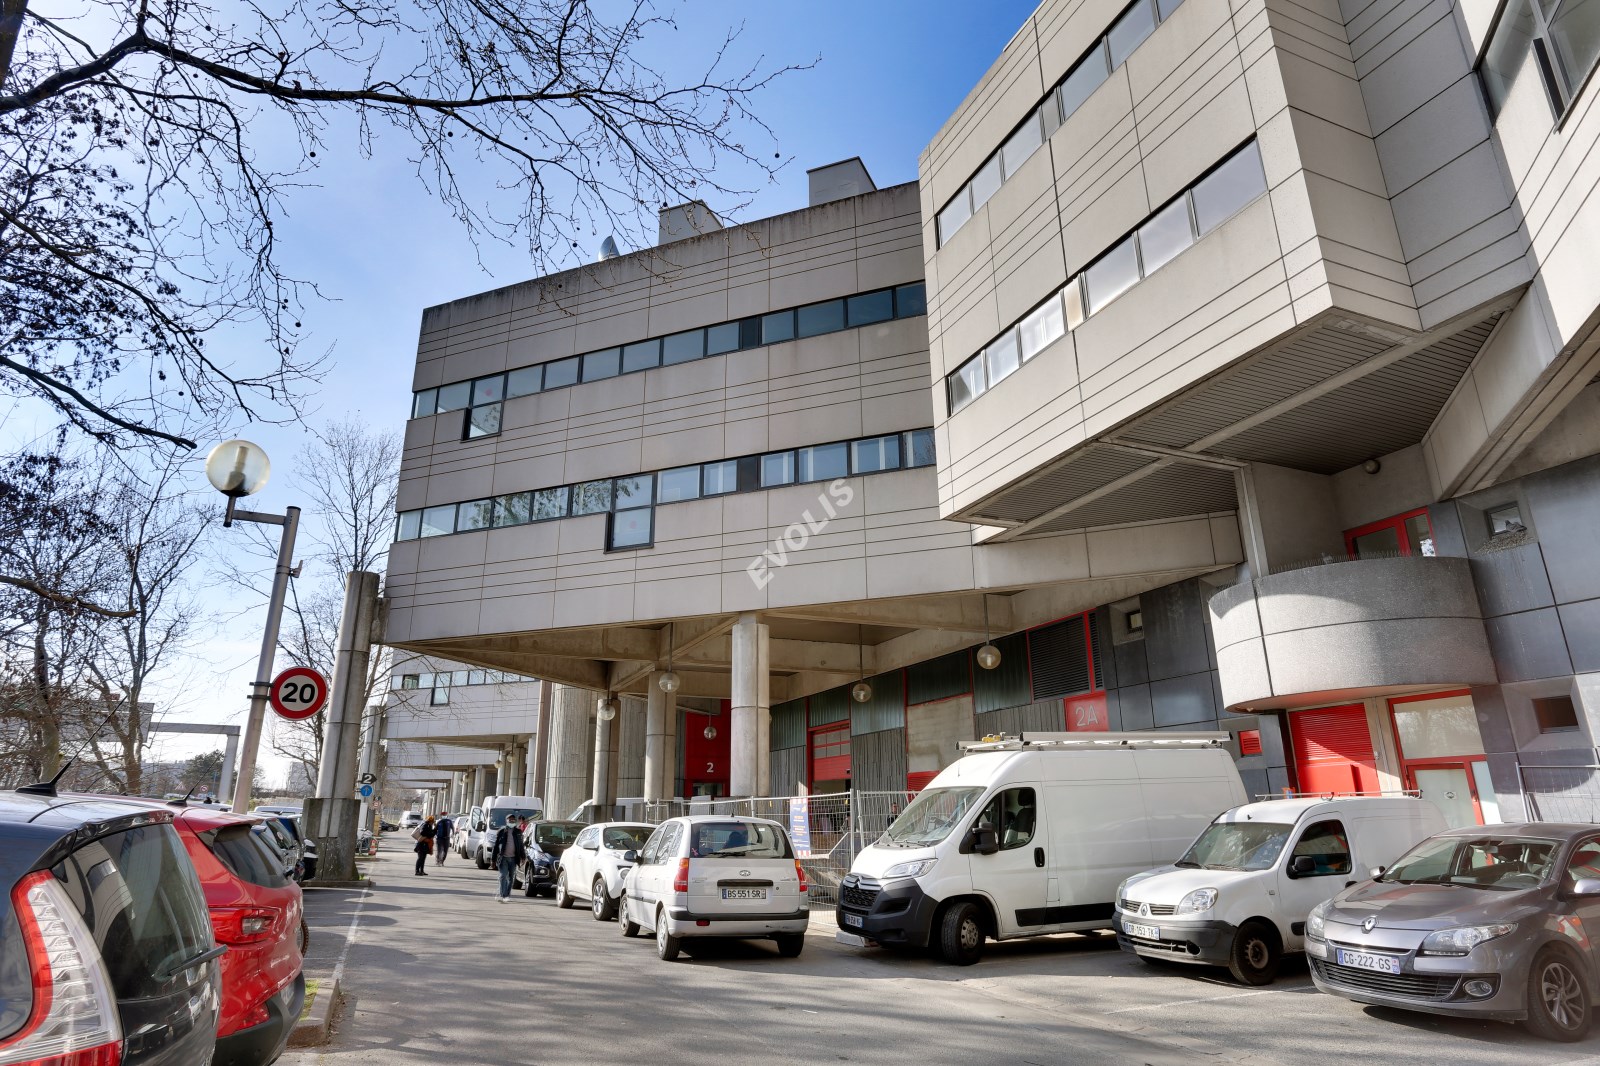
[
  {"x1": 966, "y1": 825, "x2": 999, "y2": 856},
  {"x1": 1370, "y1": 866, "x2": 1386, "y2": 881},
  {"x1": 1574, "y1": 878, "x2": 1600, "y2": 897},
  {"x1": 622, "y1": 850, "x2": 639, "y2": 864},
  {"x1": 1288, "y1": 855, "x2": 1315, "y2": 877},
  {"x1": 476, "y1": 821, "x2": 486, "y2": 832}
]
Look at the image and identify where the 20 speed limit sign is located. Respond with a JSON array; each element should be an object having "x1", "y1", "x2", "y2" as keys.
[{"x1": 269, "y1": 667, "x2": 328, "y2": 720}]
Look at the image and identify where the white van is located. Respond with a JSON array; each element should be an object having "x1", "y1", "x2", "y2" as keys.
[
  {"x1": 1114, "y1": 795, "x2": 1447, "y2": 984},
  {"x1": 467, "y1": 795, "x2": 544, "y2": 868},
  {"x1": 836, "y1": 732, "x2": 1247, "y2": 964}
]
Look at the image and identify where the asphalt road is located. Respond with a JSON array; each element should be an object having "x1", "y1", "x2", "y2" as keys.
[{"x1": 280, "y1": 845, "x2": 1600, "y2": 1066}]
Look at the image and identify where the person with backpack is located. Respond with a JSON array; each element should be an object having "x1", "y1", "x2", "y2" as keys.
[
  {"x1": 490, "y1": 816, "x2": 526, "y2": 902},
  {"x1": 412, "y1": 815, "x2": 437, "y2": 876},
  {"x1": 434, "y1": 811, "x2": 454, "y2": 866}
]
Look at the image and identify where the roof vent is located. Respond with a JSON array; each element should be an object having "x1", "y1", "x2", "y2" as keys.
[
  {"x1": 807, "y1": 158, "x2": 876, "y2": 207},
  {"x1": 657, "y1": 201, "x2": 722, "y2": 246},
  {"x1": 596, "y1": 236, "x2": 620, "y2": 262}
]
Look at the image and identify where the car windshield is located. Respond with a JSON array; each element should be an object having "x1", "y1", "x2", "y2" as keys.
[
  {"x1": 1385, "y1": 834, "x2": 1559, "y2": 890},
  {"x1": 690, "y1": 822, "x2": 791, "y2": 859},
  {"x1": 880, "y1": 787, "x2": 986, "y2": 848},
  {"x1": 603, "y1": 826, "x2": 653, "y2": 851},
  {"x1": 1178, "y1": 821, "x2": 1294, "y2": 872},
  {"x1": 489, "y1": 807, "x2": 542, "y2": 829},
  {"x1": 533, "y1": 822, "x2": 582, "y2": 851}
]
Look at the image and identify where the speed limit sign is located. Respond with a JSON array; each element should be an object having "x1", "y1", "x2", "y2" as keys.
[{"x1": 269, "y1": 667, "x2": 328, "y2": 720}]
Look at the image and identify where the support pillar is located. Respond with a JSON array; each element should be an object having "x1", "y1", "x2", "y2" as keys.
[
  {"x1": 644, "y1": 674, "x2": 676, "y2": 804},
  {"x1": 218, "y1": 729, "x2": 240, "y2": 804},
  {"x1": 469, "y1": 767, "x2": 484, "y2": 810},
  {"x1": 355, "y1": 705, "x2": 383, "y2": 834},
  {"x1": 592, "y1": 700, "x2": 618, "y2": 817},
  {"x1": 524, "y1": 741, "x2": 537, "y2": 797},
  {"x1": 730, "y1": 613, "x2": 771, "y2": 797},
  {"x1": 617, "y1": 696, "x2": 646, "y2": 804},
  {"x1": 545, "y1": 685, "x2": 595, "y2": 819}
]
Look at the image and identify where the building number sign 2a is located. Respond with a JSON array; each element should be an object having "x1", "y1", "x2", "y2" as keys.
[{"x1": 270, "y1": 666, "x2": 329, "y2": 721}]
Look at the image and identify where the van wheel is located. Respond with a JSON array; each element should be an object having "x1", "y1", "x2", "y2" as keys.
[
  {"x1": 619, "y1": 895, "x2": 640, "y2": 938},
  {"x1": 475, "y1": 848, "x2": 489, "y2": 870},
  {"x1": 1227, "y1": 921, "x2": 1281, "y2": 986},
  {"x1": 555, "y1": 871, "x2": 574, "y2": 909},
  {"x1": 938, "y1": 902, "x2": 985, "y2": 966},
  {"x1": 1525, "y1": 948, "x2": 1591, "y2": 1041},
  {"x1": 775, "y1": 934, "x2": 805, "y2": 958},
  {"x1": 592, "y1": 878, "x2": 617, "y2": 921},
  {"x1": 656, "y1": 910, "x2": 682, "y2": 961}
]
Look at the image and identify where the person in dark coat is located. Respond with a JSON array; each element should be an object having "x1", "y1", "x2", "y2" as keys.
[
  {"x1": 434, "y1": 811, "x2": 454, "y2": 866},
  {"x1": 413, "y1": 815, "x2": 437, "y2": 876},
  {"x1": 490, "y1": 817, "x2": 526, "y2": 902}
]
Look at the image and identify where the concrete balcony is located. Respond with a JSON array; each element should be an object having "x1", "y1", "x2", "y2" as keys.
[{"x1": 1210, "y1": 556, "x2": 1496, "y2": 710}]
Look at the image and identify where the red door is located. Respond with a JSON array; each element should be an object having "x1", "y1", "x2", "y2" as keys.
[{"x1": 1290, "y1": 704, "x2": 1379, "y2": 796}]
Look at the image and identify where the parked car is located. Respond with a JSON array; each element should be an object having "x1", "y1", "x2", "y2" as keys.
[
  {"x1": 0, "y1": 788, "x2": 223, "y2": 1066},
  {"x1": 467, "y1": 795, "x2": 544, "y2": 868},
  {"x1": 620, "y1": 815, "x2": 809, "y2": 961},
  {"x1": 163, "y1": 803, "x2": 306, "y2": 1066},
  {"x1": 263, "y1": 814, "x2": 317, "y2": 881},
  {"x1": 1114, "y1": 796, "x2": 1446, "y2": 984},
  {"x1": 513, "y1": 819, "x2": 583, "y2": 896},
  {"x1": 400, "y1": 811, "x2": 423, "y2": 829},
  {"x1": 379, "y1": 818, "x2": 399, "y2": 832},
  {"x1": 553, "y1": 822, "x2": 655, "y2": 919},
  {"x1": 253, "y1": 814, "x2": 305, "y2": 882},
  {"x1": 837, "y1": 732, "x2": 1246, "y2": 964},
  {"x1": 1308, "y1": 822, "x2": 1600, "y2": 1041}
]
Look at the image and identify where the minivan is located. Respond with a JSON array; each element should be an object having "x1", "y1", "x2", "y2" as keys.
[
  {"x1": 836, "y1": 732, "x2": 1247, "y2": 964},
  {"x1": 1115, "y1": 795, "x2": 1447, "y2": 984},
  {"x1": 467, "y1": 795, "x2": 543, "y2": 868}
]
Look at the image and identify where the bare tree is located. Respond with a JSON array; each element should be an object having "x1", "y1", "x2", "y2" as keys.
[{"x1": 0, "y1": 0, "x2": 797, "y2": 449}]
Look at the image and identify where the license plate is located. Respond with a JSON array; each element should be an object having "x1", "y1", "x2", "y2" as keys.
[
  {"x1": 1124, "y1": 922, "x2": 1160, "y2": 941},
  {"x1": 843, "y1": 912, "x2": 864, "y2": 928},
  {"x1": 1337, "y1": 948, "x2": 1400, "y2": 974},
  {"x1": 721, "y1": 888, "x2": 767, "y2": 900}
]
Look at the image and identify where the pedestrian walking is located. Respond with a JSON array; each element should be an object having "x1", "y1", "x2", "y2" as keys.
[
  {"x1": 434, "y1": 811, "x2": 454, "y2": 866},
  {"x1": 413, "y1": 815, "x2": 437, "y2": 876},
  {"x1": 491, "y1": 816, "x2": 526, "y2": 902}
]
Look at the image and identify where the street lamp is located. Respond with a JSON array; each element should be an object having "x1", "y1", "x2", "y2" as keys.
[{"x1": 204, "y1": 440, "x2": 300, "y2": 813}]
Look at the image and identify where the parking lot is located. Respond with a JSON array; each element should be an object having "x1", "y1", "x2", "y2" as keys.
[{"x1": 280, "y1": 846, "x2": 1600, "y2": 1066}]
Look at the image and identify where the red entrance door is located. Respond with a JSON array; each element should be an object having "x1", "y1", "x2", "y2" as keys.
[{"x1": 1291, "y1": 704, "x2": 1380, "y2": 795}]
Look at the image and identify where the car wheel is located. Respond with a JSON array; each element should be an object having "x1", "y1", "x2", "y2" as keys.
[
  {"x1": 656, "y1": 910, "x2": 682, "y2": 961},
  {"x1": 475, "y1": 848, "x2": 489, "y2": 870},
  {"x1": 1526, "y1": 949, "x2": 1592, "y2": 1041},
  {"x1": 555, "y1": 871, "x2": 574, "y2": 909},
  {"x1": 619, "y1": 895, "x2": 641, "y2": 938},
  {"x1": 775, "y1": 933, "x2": 805, "y2": 958},
  {"x1": 592, "y1": 877, "x2": 617, "y2": 921},
  {"x1": 1227, "y1": 920, "x2": 1281, "y2": 986},
  {"x1": 522, "y1": 865, "x2": 537, "y2": 897},
  {"x1": 937, "y1": 901, "x2": 984, "y2": 965}
]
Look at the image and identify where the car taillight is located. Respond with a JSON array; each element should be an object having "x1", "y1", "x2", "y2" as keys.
[
  {"x1": 673, "y1": 858, "x2": 690, "y2": 894},
  {"x1": 0, "y1": 870, "x2": 123, "y2": 1066},
  {"x1": 795, "y1": 861, "x2": 808, "y2": 894},
  {"x1": 239, "y1": 1000, "x2": 271, "y2": 1029},
  {"x1": 211, "y1": 907, "x2": 279, "y2": 945}
]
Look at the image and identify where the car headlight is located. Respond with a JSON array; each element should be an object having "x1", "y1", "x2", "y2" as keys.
[
  {"x1": 1420, "y1": 924, "x2": 1517, "y2": 956},
  {"x1": 1176, "y1": 887, "x2": 1217, "y2": 914},
  {"x1": 883, "y1": 858, "x2": 937, "y2": 880},
  {"x1": 1306, "y1": 901, "x2": 1328, "y2": 941}
]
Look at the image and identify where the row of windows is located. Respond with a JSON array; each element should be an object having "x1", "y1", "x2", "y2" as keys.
[
  {"x1": 936, "y1": 0, "x2": 1185, "y2": 246},
  {"x1": 393, "y1": 428, "x2": 938, "y2": 545},
  {"x1": 393, "y1": 669, "x2": 531, "y2": 689},
  {"x1": 946, "y1": 140, "x2": 1266, "y2": 414},
  {"x1": 410, "y1": 282, "x2": 929, "y2": 441},
  {"x1": 1481, "y1": 0, "x2": 1600, "y2": 120}
]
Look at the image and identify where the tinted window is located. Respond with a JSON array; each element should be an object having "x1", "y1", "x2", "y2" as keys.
[
  {"x1": 689, "y1": 821, "x2": 792, "y2": 859},
  {"x1": 614, "y1": 474, "x2": 653, "y2": 509},
  {"x1": 799, "y1": 442, "x2": 848, "y2": 482},
  {"x1": 661, "y1": 331, "x2": 704, "y2": 365},
  {"x1": 396, "y1": 511, "x2": 421, "y2": 541},
  {"x1": 761, "y1": 310, "x2": 795, "y2": 344},
  {"x1": 412, "y1": 389, "x2": 438, "y2": 418},
  {"x1": 761, "y1": 451, "x2": 795, "y2": 487},
  {"x1": 658, "y1": 466, "x2": 701, "y2": 503},
  {"x1": 571, "y1": 480, "x2": 613, "y2": 515},
  {"x1": 531, "y1": 487, "x2": 568, "y2": 521},
  {"x1": 622, "y1": 340, "x2": 661, "y2": 372},
  {"x1": 1108, "y1": 0, "x2": 1157, "y2": 67},
  {"x1": 456, "y1": 499, "x2": 492, "y2": 531},
  {"x1": 938, "y1": 189, "x2": 972, "y2": 244},
  {"x1": 1059, "y1": 46, "x2": 1110, "y2": 120},
  {"x1": 905, "y1": 429, "x2": 937, "y2": 467},
  {"x1": 1000, "y1": 111, "x2": 1043, "y2": 178},
  {"x1": 609, "y1": 509, "x2": 652, "y2": 550},
  {"x1": 1138, "y1": 196, "x2": 1195, "y2": 274},
  {"x1": 505, "y1": 366, "x2": 541, "y2": 398},
  {"x1": 797, "y1": 299, "x2": 846, "y2": 338},
  {"x1": 970, "y1": 155, "x2": 1003, "y2": 210},
  {"x1": 949, "y1": 356, "x2": 985, "y2": 412},
  {"x1": 985, "y1": 330, "x2": 1021, "y2": 386},
  {"x1": 56, "y1": 824, "x2": 212, "y2": 1000},
  {"x1": 209, "y1": 824, "x2": 289, "y2": 888},
  {"x1": 466, "y1": 404, "x2": 502, "y2": 439},
  {"x1": 421, "y1": 505, "x2": 456, "y2": 538},
  {"x1": 604, "y1": 826, "x2": 655, "y2": 850},
  {"x1": 472, "y1": 376, "x2": 504, "y2": 404},
  {"x1": 1192, "y1": 141, "x2": 1266, "y2": 235},
  {"x1": 895, "y1": 283, "x2": 927, "y2": 317},
  {"x1": 494, "y1": 492, "x2": 532, "y2": 527},
  {"x1": 1018, "y1": 294, "x2": 1066, "y2": 360},
  {"x1": 533, "y1": 822, "x2": 583, "y2": 852},
  {"x1": 846, "y1": 290, "x2": 894, "y2": 327},
  {"x1": 706, "y1": 322, "x2": 741, "y2": 356},
  {"x1": 702, "y1": 459, "x2": 738, "y2": 495},
  {"x1": 543, "y1": 356, "x2": 580, "y2": 389},
  {"x1": 851, "y1": 435, "x2": 901, "y2": 474},
  {"x1": 583, "y1": 347, "x2": 621, "y2": 381},
  {"x1": 1086, "y1": 235, "x2": 1140, "y2": 314},
  {"x1": 436, "y1": 380, "x2": 471, "y2": 411}
]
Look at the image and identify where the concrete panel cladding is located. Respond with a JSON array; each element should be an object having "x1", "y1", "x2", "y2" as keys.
[{"x1": 1210, "y1": 556, "x2": 1496, "y2": 708}]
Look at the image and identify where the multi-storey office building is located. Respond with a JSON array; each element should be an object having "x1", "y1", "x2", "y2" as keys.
[{"x1": 384, "y1": 0, "x2": 1600, "y2": 826}]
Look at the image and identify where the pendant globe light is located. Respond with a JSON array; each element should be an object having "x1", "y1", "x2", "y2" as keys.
[
  {"x1": 976, "y1": 596, "x2": 1002, "y2": 671},
  {"x1": 851, "y1": 624, "x2": 873, "y2": 703},
  {"x1": 658, "y1": 621, "x2": 681, "y2": 693}
]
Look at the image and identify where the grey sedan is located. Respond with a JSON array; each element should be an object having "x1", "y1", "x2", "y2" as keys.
[{"x1": 1307, "y1": 822, "x2": 1600, "y2": 1041}]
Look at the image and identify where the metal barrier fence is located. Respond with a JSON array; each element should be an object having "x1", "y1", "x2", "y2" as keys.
[
  {"x1": 1518, "y1": 754, "x2": 1600, "y2": 823},
  {"x1": 642, "y1": 789, "x2": 916, "y2": 910}
]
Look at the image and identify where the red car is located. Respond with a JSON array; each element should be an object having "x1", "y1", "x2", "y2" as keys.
[{"x1": 169, "y1": 803, "x2": 306, "y2": 1066}]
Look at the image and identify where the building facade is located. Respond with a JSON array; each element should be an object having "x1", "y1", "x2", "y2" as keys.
[{"x1": 384, "y1": 0, "x2": 1600, "y2": 827}]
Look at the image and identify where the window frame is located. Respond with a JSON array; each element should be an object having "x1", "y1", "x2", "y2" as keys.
[{"x1": 1343, "y1": 506, "x2": 1434, "y2": 560}]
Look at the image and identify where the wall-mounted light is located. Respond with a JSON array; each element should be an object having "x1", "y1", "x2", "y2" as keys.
[{"x1": 1362, "y1": 459, "x2": 1381, "y2": 475}]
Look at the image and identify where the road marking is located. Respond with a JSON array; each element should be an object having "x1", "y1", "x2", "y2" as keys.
[
  {"x1": 1105, "y1": 988, "x2": 1291, "y2": 1014},
  {"x1": 329, "y1": 883, "x2": 372, "y2": 991}
]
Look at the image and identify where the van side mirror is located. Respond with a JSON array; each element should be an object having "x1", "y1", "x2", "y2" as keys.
[
  {"x1": 1574, "y1": 878, "x2": 1600, "y2": 897},
  {"x1": 1370, "y1": 866, "x2": 1386, "y2": 881},
  {"x1": 622, "y1": 850, "x2": 639, "y2": 864},
  {"x1": 476, "y1": 821, "x2": 486, "y2": 832},
  {"x1": 1288, "y1": 855, "x2": 1315, "y2": 877},
  {"x1": 967, "y1": 825, "x2": 999, "y2": 856}
]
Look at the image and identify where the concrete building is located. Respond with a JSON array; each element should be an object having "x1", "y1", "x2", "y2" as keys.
[{"x1": 384, "y1": 0, "x2": 1600, "y2": 828}]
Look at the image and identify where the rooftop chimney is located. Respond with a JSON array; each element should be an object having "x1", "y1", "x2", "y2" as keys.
[
  {"x1": 657, "y1": 200, "x2": 723, "y2": 246},
  {"x1": 807, "y1": 158, "x2": 876, "y2": 207}
]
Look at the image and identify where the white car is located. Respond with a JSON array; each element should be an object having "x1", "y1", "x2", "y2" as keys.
[
  {"x1": 400, "y1": 811, "x2": 423, "y2": 829},
  {"x1": 620, "y1": 815, "x2": 809, "y2": 961},
  {"x1": 553, "y1": 822, "x2": 655, "y2": 920}
]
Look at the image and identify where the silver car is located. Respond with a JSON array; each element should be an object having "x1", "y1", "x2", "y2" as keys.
[{"x1": 1307, "y1": 822, "x2": 1600, "y2": 1041}]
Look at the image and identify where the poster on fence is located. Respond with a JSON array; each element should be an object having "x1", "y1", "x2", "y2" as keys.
[{"x1": 789, "y1": 795, "x2": 812, "y2": 857}]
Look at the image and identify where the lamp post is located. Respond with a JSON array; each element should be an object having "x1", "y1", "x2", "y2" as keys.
[{"x1": 204, "y1": 439, "x2": 300, "y2": 814}]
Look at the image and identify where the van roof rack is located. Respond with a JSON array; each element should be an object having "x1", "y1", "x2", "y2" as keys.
[
  {"x1": 959, "y1": 731, "x2": 1231, "y2": 752},
  {"x1": 1253, "y1": 789, "x2": 1422, "y2": 801}
]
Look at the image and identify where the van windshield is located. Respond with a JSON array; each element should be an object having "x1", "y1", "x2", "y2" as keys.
[
  {"x1": 489, "y1": 807, "x2": 541, "y2": 829},
  {"x1": 880, "y1": 787, "x2": 986, "y2": 848},
  {"x1": 1178, "y1": 822, "x2": 1294, "y2": 871}
]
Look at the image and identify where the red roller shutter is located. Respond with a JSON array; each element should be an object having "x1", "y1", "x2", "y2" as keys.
[{"x1": 1290, "y1": 704, "x2": 1379, "y2": 795}]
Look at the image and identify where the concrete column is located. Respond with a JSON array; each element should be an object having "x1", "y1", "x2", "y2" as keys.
[
  {"x1": 546, "y1": 685, "x2": 596, "y2": 819},
  {"x1": 217, "y1": 729, "x2": 240, "y2": 803},
  {"x1": 730, "y1": 613, "x2": 771, "y2": 797},
  {"x1": 524, "y1": 741, "x2": 537, "y2": 796},
  {"x1": 593, "y1": 700, "x2": 618, "y2": 814},
  {"x1": 618, "y1": 696, "x2": 646, "y2": 803},
  {"x1": 533, "y1": 681, "x2": 552, "y2": 799},
  {"x1": 469, "y1": 767, "x2": 484, "y2": 809},
  {"x1": 644, "y1": 674, "x2": 676, "y2": 803}
]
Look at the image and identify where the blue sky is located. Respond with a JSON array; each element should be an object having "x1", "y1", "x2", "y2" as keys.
[{"x1": 40, "y1": 1, "x2": 1045, "y2": 785}]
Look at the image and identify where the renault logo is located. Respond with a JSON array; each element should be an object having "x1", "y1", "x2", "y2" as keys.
[
  {"x1": 1362, "y1": 916, "x2": 1378, "y2": 933},
  {"x1": 740, "y1": 869, "x2": 750, "y2": 877},
  {"x1": 1140, "y1": 903, "x2": 1151, "y2": 917}
]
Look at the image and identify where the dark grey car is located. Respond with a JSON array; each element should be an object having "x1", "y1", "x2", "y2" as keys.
[{"x1": 1307, "y1": 822, "x2": 1600, "y2": 1041}]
